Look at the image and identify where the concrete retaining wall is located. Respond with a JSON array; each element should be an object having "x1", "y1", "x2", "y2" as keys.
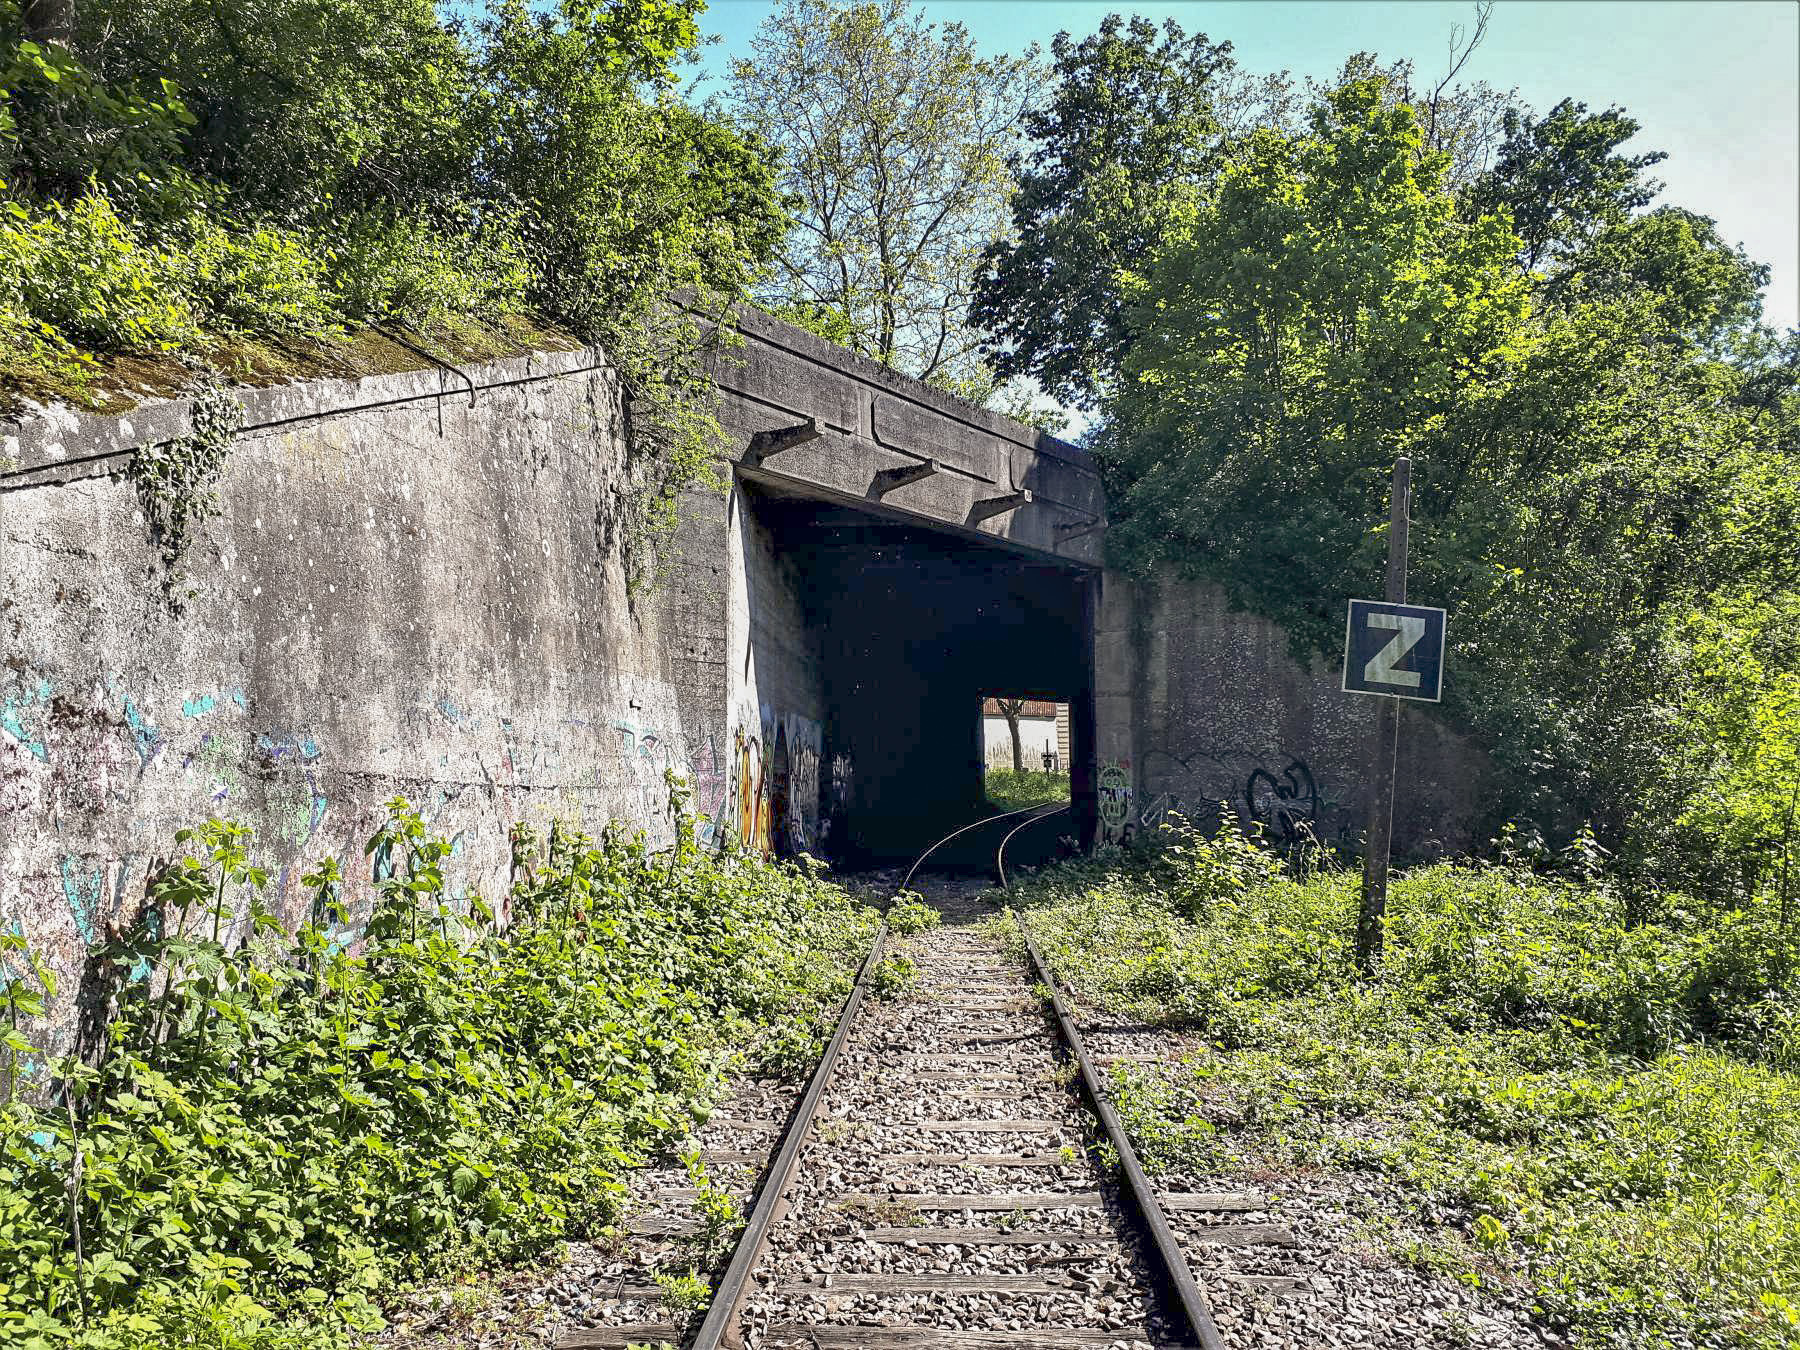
[
  {"x1": 1, "y1": 349, "x2": 733, "y2": 1048},
  {"x1": 1095, "y1": 571, "x2": 1490, "y2": 856}
]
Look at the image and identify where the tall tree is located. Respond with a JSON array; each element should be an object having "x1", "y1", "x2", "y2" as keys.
[
  {"x1": 975, "y1": 5, "x2": 1508, "y2": 411},
  {"x1": 971, "y1": 15, "x2": 1238, "y2": 410},
  {"x1": 715, "y1": 0, "x2": 1037, "y2": 397},
  {"x1": 1323, "y1": 22, "x2": 1518, "y2": 194},
  {"x1": 995, "y1": 697, "x2": 1026, "y2": 771},
  {"x1": 1100, "y1": 77, "x2": 1530, "y2": 639}
]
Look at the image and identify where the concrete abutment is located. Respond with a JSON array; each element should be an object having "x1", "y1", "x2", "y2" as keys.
[{"x1": 2, "y1": 311, "x2": 1488, "y2": 1043}]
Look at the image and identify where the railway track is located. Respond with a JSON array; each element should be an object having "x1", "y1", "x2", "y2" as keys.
[{"x1": 559, "y1": 804, "x2": 1302, "y2": 1350}]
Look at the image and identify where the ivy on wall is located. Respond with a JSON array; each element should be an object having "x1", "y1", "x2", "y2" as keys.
[{"x1": 126, "y1": 379, "x2": 242, "y2": 602}]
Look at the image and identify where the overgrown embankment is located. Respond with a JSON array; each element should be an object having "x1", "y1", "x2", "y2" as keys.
[
  {"x1": 2, "y1": 0, "x2": 785, "y2": 568},
  {"x1": 0, "y1": 800, "x2": 877, "y2": 1349},
  {"x1": 1002, "y1": 822, "x2": 1800, "y2": 1348}
]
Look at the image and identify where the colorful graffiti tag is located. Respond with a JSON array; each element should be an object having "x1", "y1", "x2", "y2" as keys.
[
  {"x1": 771, "y1": 711, "x2": 822, "y2": 855},
  {"x1": 1098, "y1": 760, "x2": 1132, "y2": 845},
  {"x1": 722, "y1": 707, "x2": 823, "y2": 857},
  {"x1": 731, "y1": 723, "x2": 767, "y2": 853}
]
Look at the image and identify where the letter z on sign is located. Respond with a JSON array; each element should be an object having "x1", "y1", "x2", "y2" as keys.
[{"x1": 1342, "y1": 600, "x2": 1446, "y2": 702}]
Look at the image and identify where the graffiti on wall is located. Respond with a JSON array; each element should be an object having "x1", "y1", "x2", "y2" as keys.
[
  {"x1": 685, "y1": 733, "x2": 729, "y2": 846},
  {"x1": 1, "y1": 678, "x2": 52, "y2": 762},
  {"x1": 769, "y1": 721, "x2": 793, "y2": 855},
  {"x1": 1098, "y1": 760, "x2": 1133, "y2": 845},
  {"x1": 818, "y1": 752, "x2": 853, "y2": 856},
  {"x1": 255, "y1": 730, "x2": 330, "y2": 850},
  {"x1": 781, "y1": 713, "x2": 822, "y2": 854},
  {"x1": 1, "y1": 666, "x2": 728, "y2": 1053},
  {"x1": 788, "y1": 735, "x2": 821, "y2": 854},
  {"x1": 1245, "y1": 760, "x2": 1318, "y2": 842},
  {"x1": 1135, "y1": 748, "x2": 1324, "y2": 842},
  {"x1": 731, "y1": 723, "x2": 767, "y2": 854},
  {"x1": 722, "y1": 706, "x2": 822, "y2": 857},
  {"x1": 613, "y1": 718, "x2": 675, "y2": 820},
  {"x1": 608, "y1": 713, "x2": 732, "y2": 847}
]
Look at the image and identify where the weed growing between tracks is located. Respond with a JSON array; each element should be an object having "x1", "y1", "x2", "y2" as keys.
[
  {"x1": 998, "y1": 817, "x2": 1800, "y2": 1348},
  {"x1": 886, "y1": 892, "x2": 943, "y2": 935},
  {"x1": 0, "y1": 799, "x2": 877, "y2": 1350}
]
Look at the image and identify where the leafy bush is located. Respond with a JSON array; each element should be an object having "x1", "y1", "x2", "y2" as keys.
[
  {"x1": 1154, "y1": 810, "x2": 1284, "y2": 920},
  {"x1": 871, "y1": 953, "x2": 918, "y2": 1000},
  {"x1": 5, "y1": 190, "x2": 197, "y2": 351},
  {"x1": 331, "y1": 209, "x2": 531, "y2": 329},
  {"x1": 164, "y1": 211, "x2": 338, "y2": 338},
  {"x1": 0, "y1": 801, "x2": 876, "y2": 1348},
  {"x1": 886, "y1": 892, "x2": 941, "y2": 935}
]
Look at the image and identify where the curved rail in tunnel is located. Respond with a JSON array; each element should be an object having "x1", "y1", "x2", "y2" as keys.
[{"x1": 897, "y1": 799, "x2": 1062, "y2": 893}]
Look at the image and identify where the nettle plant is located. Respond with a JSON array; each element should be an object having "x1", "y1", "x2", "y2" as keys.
[{"x1": 0, "y1": 796, "x2": 875, "y2": 1349}]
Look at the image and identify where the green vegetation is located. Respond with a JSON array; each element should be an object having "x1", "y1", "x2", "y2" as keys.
[
  {"x1": 1, "y1": 0, "x2": 784, "y2": 571},
  {"x1": 885, "y1": 892, "x2": 943, "y2": 935},
  {"x1": 871, "y1": 951, "x2": 919, "y2": 999},
  {"x1": 717, "y1": 0, "x2": 1041, "y2": 409},
  {"x1": 977, "y1": 17, "x2": 1800, "y2": 903},
  {"x1": 1003, "y1": 817, "x2": 1800, "y2": 1347},
  {"x1": 984, "y1": 768, "x2": 1072, "y2": 811},
  {"x1": 0, "y1": 800, "x2": 876, "y2": 1349}
]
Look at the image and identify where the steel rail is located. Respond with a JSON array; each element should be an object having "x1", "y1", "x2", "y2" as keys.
[
  {"x1": 1017, "y1": 916, "x2": 1229, "y2": 1350},
  {"x1": 995, "y1": 803, "x2": 1072, "y2": 888},
  {"x1": 898, "y1": 800, "x2": 1057, "y2": 893},
  {"x1": 688, "y1": 922, "x2": 889, "y2": 1350}
]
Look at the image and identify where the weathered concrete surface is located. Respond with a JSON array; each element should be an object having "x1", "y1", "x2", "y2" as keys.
[
  {"x1": 1094, "y1": 572, "x2": 1489, "y2": 856},
  {"x1": 710, "y1": 307, "x2": 1105, "y2": 568},
  {"x1": 1, "y1": 349, "x2": 731, "y2": 1049}
]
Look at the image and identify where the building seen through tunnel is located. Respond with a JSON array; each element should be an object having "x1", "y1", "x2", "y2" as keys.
[{"x1": 981, "y1": 698, "x2": 1067, "y2": 771}]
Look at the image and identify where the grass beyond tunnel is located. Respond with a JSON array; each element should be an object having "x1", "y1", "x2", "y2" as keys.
[
  {"x1": 984, "y1": 767, "x2": 1071, "y2": 811},
  {"x1": 997, "y1": 820, "x2": 1800, "y2": 1348}
]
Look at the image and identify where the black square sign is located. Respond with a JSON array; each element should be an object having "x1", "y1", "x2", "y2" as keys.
[{"x1": 1342, "y1": 599, "x2": 1446, "y2": 702}]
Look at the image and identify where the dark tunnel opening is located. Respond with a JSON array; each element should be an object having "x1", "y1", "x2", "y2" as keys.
[{"x1": 742, "y1": 484, "x2": 1097, "y2": 867}]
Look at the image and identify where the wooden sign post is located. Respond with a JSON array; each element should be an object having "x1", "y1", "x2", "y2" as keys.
[{"x1": 1355, "y1": 458, "x2": 1410, "y2": 970}]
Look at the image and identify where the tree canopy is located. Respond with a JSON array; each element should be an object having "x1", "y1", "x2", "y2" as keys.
[
  {"x1": 971, "y1": 15, "x2": 1238, "y2": 410},
  {"x1": 981, "y1": 29, "x2": 1800, "y2": 899},
  {"x1": 716, "y1": 0, "x2": 1036, "y2": 401}
]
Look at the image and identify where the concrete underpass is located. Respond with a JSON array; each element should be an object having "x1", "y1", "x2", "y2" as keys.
[
  {"x1": 3, "y1": 303, "x2": 1485, "y2": 1035},
  {"x1": 740, "y1": 487, "x2": 1096, "y2": 864}
]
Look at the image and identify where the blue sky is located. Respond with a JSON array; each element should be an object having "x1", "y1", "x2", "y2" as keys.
[{"x1": 683, "y1": 0, "x2": 1800, "y2": 332}]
